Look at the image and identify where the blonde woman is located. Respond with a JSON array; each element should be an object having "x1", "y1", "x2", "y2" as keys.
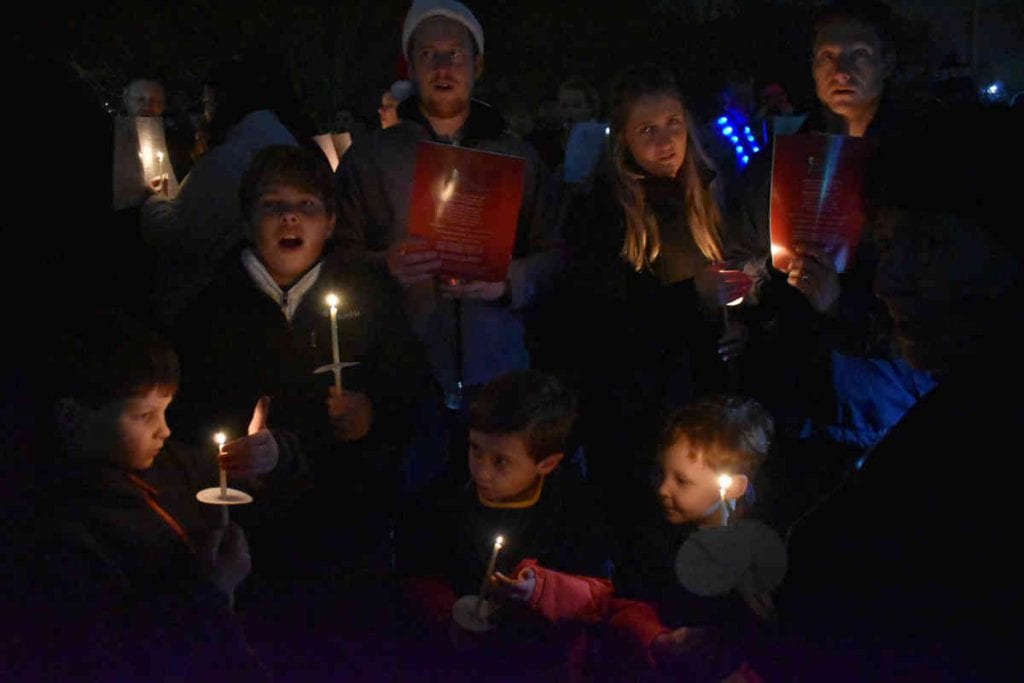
[{"x1": 538, "y1": 65, "x2": 761, "y2": 549}]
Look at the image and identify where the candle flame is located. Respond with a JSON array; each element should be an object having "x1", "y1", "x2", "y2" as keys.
[
  {"x1": 726, "y1": 297, "x2": 744, "y2": 307},
  {"x1": 214, "y1": 432, "x2": 227, "y2": 447},
  {"x1": 717, "y1": 473, "x2": 733, "y2": 494},
  {"x1": 494, "y1": 535, "x2": 504, "y2": 549},
  {"x1": 325, "y1": 293, "x2": 339, "y2": 309}
]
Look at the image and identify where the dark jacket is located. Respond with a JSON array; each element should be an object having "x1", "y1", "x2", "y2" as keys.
[
  {"x1": 534, "y1": 170, "x2": 760, "y2": 522},
  {"x1": 724, "y1": 98, "x2": 934, "y2": 460},
  {"x1": 767, "y1": 351, "x2": 1024, "y2": 681},
  {"x1": 5, "y1": 442, "x2": 268, "y2": 682},
  {"x1": 171, "y1": 246, "x2": 433, "y2": 567},
  {"x1": 394, "y1": 465, "x2": 614, "y2": 681},
  {"x1": 334, "y1": 98, "x2": 561, "y2": 390}
]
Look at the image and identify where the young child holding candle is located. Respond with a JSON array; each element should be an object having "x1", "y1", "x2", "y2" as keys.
[
  {"x1": 394, "y1": 369, "x2": 615, "y2": 682},
  {"x1": 171, "y1": 144, "x2": 433, "y2": 581},
  {"x1": 605, "y1": 394, "x2": 774, "y2": 682},
  {"x1": 8, "y1": 308, "x2": 275, "y2": 681}
]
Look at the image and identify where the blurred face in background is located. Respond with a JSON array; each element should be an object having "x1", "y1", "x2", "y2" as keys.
[
  {"x1": 873, "y1": 207, "x2": 1013, "y2": 374},
  {"x1": 124, "y1": 80, "x2": 165, "y2": 117},
  {"x1": 378, "y1": 91, "x2": 400, "y2": 128},
  {"x1": 558, "y1": 86, "x2": 595, "y2": 126}
]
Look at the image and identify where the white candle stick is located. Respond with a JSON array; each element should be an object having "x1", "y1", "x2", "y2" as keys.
[
  {"x1": 717, "y1": 474, "x2": 733, "y2": 527},
  {"x1": 723, "y1": 295, "x2": 743, "y2": 328},
  {"x1": 326, "y1": 293, "x2": 342, "y2": 391},
  {"x1": 214, "y1": 432, "x2": 228, "y2": 525},
  {"x1": 477, "y1": 535, "x2": 504, "y2": 614}
]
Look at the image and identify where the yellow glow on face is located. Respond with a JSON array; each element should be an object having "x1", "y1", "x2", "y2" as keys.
[
  {"x1": 214, "y1": 432, "x2": 227, "y2": 447},
  {"x1": 325, "y1": 293, "x2": 339, "y2": 309}
]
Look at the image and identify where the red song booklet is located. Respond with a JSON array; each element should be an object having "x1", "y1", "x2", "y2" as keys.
[
  {"x1": 769, "y1": 133, "x2": 872, "y2": 274},
  {"x1": 407, "y1": 141, "x2": 525, "y2": 282}
]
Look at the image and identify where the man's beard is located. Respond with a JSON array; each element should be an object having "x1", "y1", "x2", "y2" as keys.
[{"x1": 421, "y1": 91, "x2": 470, "y2": 121}]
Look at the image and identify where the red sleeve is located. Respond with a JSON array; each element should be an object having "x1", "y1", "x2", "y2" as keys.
[
  {"x1": 399, "y1": 576, "x2": 457, "y2": 627},
  {"x1": 606, "y1": 597, "x2": 671, "y2": 670},
  {"x1": 514, "y1": 558, "x2": 613, "y2": 623}
]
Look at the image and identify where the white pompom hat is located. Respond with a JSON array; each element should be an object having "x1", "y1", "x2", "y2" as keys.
[{"x1": 401, "y1": 0, "x2": 484, "y2": 59}]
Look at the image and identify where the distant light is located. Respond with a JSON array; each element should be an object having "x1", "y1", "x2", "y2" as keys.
[
  {"x1": 722, "y1": 126, "x2": 734, "y2": 135},
  {"x1": 605, "y1": 126, "x2": 610, "y2": 135},
  {"x1": 746, "y1": 134, "x2": 756, "y2": 142},
  {"x1": 752, "y1": 146, "x2": 761, "y2": 153},
  {"x1": 730, "y1": 135, "x2": 739, "y2": 143},
  {"x1": 735, "y1": 145, "x2": 744, "y2": 154},
  {"x1": 741, "y1": 155, "x2": 750, "y2": 164},
  {"x1": 717, "y1": 116, "x2": 728, "y2": 125},
  {"x1": 742, "y1": 126, "x2": 751, "y2": 134},
  {"x1": 986, "y1": 82, "x2": 1000, "y2": 95}
]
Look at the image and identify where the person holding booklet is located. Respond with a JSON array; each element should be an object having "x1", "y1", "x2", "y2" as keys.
[
  {"x1": 541, "y1": 65, "x2": 764, "y2": 552},
  {"x1": 334, "y1": 0, "x2": 560, "y2": 490},
  {"x1": 753, "y1": 103, "x2": 1023, "y2": 682},
  {"x1": 725, "y1": 0, "x2": 936, "y2": 531}
]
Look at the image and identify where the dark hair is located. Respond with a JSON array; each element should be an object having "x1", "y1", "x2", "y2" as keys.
[
  {"x1": 658, "y1": 395, "x2": 773, "y2": 476},
  {"x1": 812, "y1": 0, "x2": 895, "y2": 56},
  {"x1": 468, "y1": 370, "x2": 577, "y2": 462},
  {"x1": 55, "y1": 309, "x2": 179, "y2": 409},
  {"x1": 239, "y1": 145, "x2": 336, "y2": 222}
]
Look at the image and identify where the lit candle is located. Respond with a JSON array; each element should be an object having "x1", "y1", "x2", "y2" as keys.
[
  {"x1": 214, "y1": 431, "x2": 228, "y2": 525},
  {"x1": 477, "y1": 535, "x2": 504, "y2": 614},
  {"x1": 215, "y1": 432, "x2": 227, "y2": 498},
  {"x1": 326, "y1": 293, "x2": 342, "y2": 391},
  {"x1": 717, "y1": 474, "x2": 733, "y2": 527},
  {"x1": 156, "y1": 150, "x2": 164, "y2": 178}
]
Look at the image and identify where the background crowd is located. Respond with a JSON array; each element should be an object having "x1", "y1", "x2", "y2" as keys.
[{"x1": 3, "y1": 0, "x2": 1022, "y2": 681}]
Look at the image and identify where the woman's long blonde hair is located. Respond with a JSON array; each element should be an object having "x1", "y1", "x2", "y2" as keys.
[{"x1": 610, "y1": 66, "x2": 724, "y2": 271}]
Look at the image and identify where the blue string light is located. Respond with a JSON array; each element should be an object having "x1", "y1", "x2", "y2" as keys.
[{"x1": 715, "y1": 113, "x2": 766, "y2": 168}]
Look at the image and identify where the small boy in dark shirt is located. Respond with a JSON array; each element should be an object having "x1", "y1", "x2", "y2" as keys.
[
  {"x1": 6, "y1": 309, "x2": 276, "y2": 681},
  {"x1": 395, "y1": 369, "x2": 614, "y2": 682},
  {"x1": 608, "y1": 394, "x2": 775, "y2": 682}
]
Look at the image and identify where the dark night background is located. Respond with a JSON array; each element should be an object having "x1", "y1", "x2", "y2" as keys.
[{"x1": 18, "y1": 0, "x2": 1024, "y2": 128}]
